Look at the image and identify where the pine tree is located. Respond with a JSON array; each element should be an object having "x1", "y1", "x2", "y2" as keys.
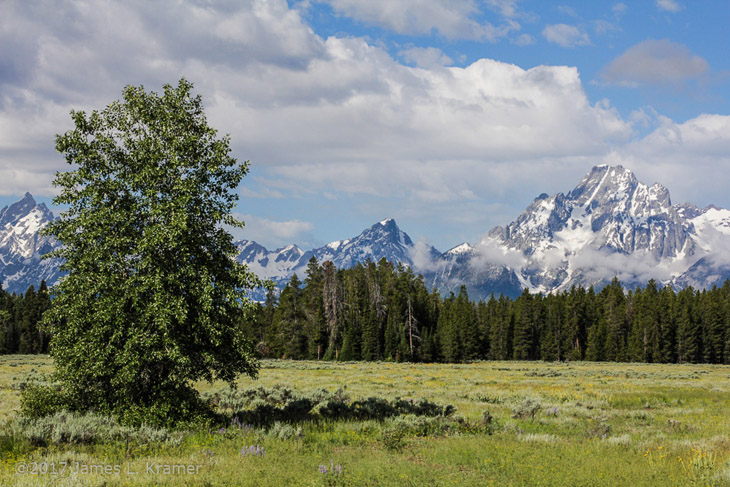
[
  {"x1": 438, "y1": 293, "x2": 460, "y2": 362},
  {"x1": 676, "y1": 287, "x2": 699, "y2": 363},
  {"x1": 701, "y1": 287, "x2": 724, "y2": 363},
  {"x1": 322, "y1": 261, "x2": 343, "y2": 359},
  {"x1": 274, "y1": 274, "x2": 307, "y2": 359},
  {"x1": 455, "y1": 286, "x2": 478, "y2": 360},
  {"x1": 513, "y1": 289, "x2": 538, "y2": 360},
  {"x1": 303, "y1": 257, "x2": 327, "y2": 360},
  {"x1": 601, "y1": 278, "x2": 627, "y2": 362}
]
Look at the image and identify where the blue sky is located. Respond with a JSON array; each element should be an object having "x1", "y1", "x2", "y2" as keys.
[{"x1": 1, "y1": 0, "x2": 729, "y2": 251}]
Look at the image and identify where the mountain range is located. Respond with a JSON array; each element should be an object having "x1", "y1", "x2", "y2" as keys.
[{"x1": 2, "y1": 165, "x2": 729, "y2": 299}]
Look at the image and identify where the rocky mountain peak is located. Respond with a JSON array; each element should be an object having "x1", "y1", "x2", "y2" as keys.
[
  {"x1": 0, "y1": 193, "x2": 62, "y2": 294},
  {"x1": 362, "y1": 218, "x2": 412, "y2": 246},
  {"x1": 567, "y1": 164, "x2": 638, "y2": 207},
  {"x1": 0, "y1": 192, "x2": 51, "y2": 228}
]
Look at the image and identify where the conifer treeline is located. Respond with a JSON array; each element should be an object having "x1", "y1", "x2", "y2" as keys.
[
  {"x1": 245, "y1": 257, "x2": 730, "y2": 364},
  {"x1": 0, "y1": 281, "x2": 52, "y2": 354}
]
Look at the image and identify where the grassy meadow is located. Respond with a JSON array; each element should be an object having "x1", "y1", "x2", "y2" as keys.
[{"x1": 2, "y1": 355, "x2": 730, "y2": 486}]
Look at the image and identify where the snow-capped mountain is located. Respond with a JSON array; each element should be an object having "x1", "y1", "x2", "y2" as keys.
[
  {"x1": 2, "y1": 166, "x2": 730, "y2": 300},
  {"x1": 438, "y1": 165, "x2": 730, "y2": 298},
  {"x1": 235, "y1": 218, "x2": 438, "y2": 293},
  {"x1": 0, "y1": 193, "x2": 62, "y2": 294}
]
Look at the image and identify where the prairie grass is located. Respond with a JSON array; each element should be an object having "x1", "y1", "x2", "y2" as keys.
[{"x1": 1, "y1": 356, "x2": 730, "y2": 485}]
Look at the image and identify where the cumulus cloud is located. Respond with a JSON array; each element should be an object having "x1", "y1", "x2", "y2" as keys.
[
  {"x1": 472, "y1": 237, "x2": 526, "y2": 270},
  {"x1": 0, "y1": 0, "x2": 327, "y2": 195},
  {"x1": 601, "y1": 39, "x2": 709, "y2": 87},
  {"x1": 512, "y1": 33, "x2": 535, "y2": 46},
  {"x1": 656, "y1": 0, "x2": 681, "y2": 12},
  {"x1": 409, "y1": 238, "x2": 447, "y2": 273},
  {"x1": 231, "y1": 214, "x2": 315, "y2": 249},
  {"x1": 399, "y1": 47, "x2": 453, "y2": 68},
  {"x1": 312, "y1": 0, "x2": 520, "y2": 41},
  {"x1": 606, "y1": 113, "x2": 730, "y2": 208},
  {"x1": 542, "y1": 24, "x2": 591, "y2": 47},
  {"x1": 568, "y1": 247, "x2": 675, "y2": 285},
  {"x1": 1, "y1": 0, "x2": 728, "y2": 249}
]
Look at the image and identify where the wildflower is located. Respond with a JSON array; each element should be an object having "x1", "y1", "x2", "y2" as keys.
[
  {"x1": 240, "y1": 445, "x2": 266, "y2": 457},
  {"x1": 319, "y1": 460, "x2": 343, "y2": 475}
]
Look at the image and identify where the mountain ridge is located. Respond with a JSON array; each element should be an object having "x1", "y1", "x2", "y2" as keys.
[{"x1": 2, "y1": 165, "x2": 730, "y2": 299}]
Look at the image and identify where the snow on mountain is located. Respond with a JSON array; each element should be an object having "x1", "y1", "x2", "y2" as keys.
[
  {"x1": 235, "y1": 218, "x2": 440, "y2": 297},
  {"x1": 444, "y1": 165, "x2": 730, "y2": 297},
  {"x1": 0, "y1": 193, "x2": 62, "y2": 294},
  {"x1": 3, "y1": 167, "x2": 730, "y2": 300}
]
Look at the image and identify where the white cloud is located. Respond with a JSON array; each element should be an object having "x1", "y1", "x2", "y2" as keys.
[
  {"x1": 601, "y1": 39, "x2": 708, "y2": 87},
  {"x1": 606, "y1": 113, "x2": 730, "y2": 208},
  {"x1": 232, "y1": 214, "x2": 315, "y2": 249},
  {"x1": 594, "y1": 20, "x2": 619, "y2": 35},
  {"x1": 399, "y1": 47, "x2": 453, "y2": 68},
  {"x1": 483, "y1": 0, "x2": 520, "y2": 18},
  {"x1": 557, "y1": 6, "x2": 578, "y2": 18},
  {"x1": 0, "y1": 0, "x2": 634, "y2": 216},
  {"x1": 569, "y1": 247, "x2": 675, "y2": 285},
  {"x1": 512, "y1": 33, "x2": 535, "y2": 46},
  {"x1": 612, "y1": 3, "x2": 627, "y2": 14},
  {"x1": 472, "y1": 238, "x2": 526, "y2": 270},
  {"x1": 409, "y1": 239, "x2": 447, "y2": 273},
  {"x1": 1, "y1": 0, "x2": 729, "y2": 249},
  {"x1": 312, "y1": 0, "x2": 520, "y2": 41},
  {"x1": 656, "y1": 0, "x2": 681, "y2": 12},
  {"x1": 542, "y1": 24, "x2": 591, "y2": 47}
]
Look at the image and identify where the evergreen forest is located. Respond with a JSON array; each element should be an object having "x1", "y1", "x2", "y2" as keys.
[
  {"x1": 4, "y1": 259, "x2": 730, "y2": 365},
  {"x1": 0, "y1": 281, "x2": 52, "y2": 354},
  {"x1": 244, "y1": 257, "x2": 730, "y2": 365}
]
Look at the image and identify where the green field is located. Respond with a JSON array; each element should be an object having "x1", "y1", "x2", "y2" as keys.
[{"x1": 2, "y1": 355, "x2": 730, "y2": 486}]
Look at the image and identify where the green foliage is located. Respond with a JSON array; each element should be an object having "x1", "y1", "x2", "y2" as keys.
[
  {"x1": 0, "y1": 281, "x2": 52, "y2": 355},
  {"x1": 19, "y1": 383, "x2": 72, "y2": 419},
  {"x1": 37, "y1": 79, "x2": 263, "y2": 426},
  {"x1": 249, "y1": 257, "x2": 730, "y2": 366}
]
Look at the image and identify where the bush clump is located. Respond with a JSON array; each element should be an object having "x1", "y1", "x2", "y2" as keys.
[
  {"x1": 227, "y1": 386, "x2": 455, "y2": 426},
  {"x1": 7, "y1": 411, "x2": 183, "y2": 447}
]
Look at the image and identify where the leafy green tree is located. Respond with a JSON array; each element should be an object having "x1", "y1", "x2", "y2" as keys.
[{"x1": 37, "y1": 79, "x2": 263, "y2": 425}]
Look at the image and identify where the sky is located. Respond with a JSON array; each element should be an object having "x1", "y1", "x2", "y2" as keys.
[{"x1": 1, "y1": 0, "x2": 729, "y2": 252}]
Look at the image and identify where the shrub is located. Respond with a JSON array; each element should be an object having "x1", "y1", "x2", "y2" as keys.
[
  {"x1": 8, "y1": 411, "x2": 182, "y2": 447},
  {"x1": 266, "y1": 422, "x2": 303, "y2": 440},
  {"x1": 351, "y1": 397, "x2": 398, "y2": 420},
  {"x1": 19, "y1": 384, "x2": 73, "y2": 419},
  {"x1": 225, "y1": 386, "x2": 456, "y2": 426},
  {"x1": 393, "y1": 398, "x2": 455, "y2": 417},
  {"x1": 380, "y1": 427, "x2": 407, "y2": 451},
  {"x1": 314, "y1": 400, "x2": 352, "y2": 421},
  {"x1": 512, "y1": 398, "x2": 541, "y2": 421},
  {"x1": 281, "y1": 398, "x2": 315, "y2": 422}
]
